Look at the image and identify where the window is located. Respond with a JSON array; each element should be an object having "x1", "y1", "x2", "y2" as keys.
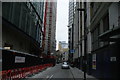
[
  {"x1": 103, "y1": 13, "x2": 109, "y2": 32},
  {"x1": 103, "y1": 13, "x2": 109, "y2": 45},
  {"x1": 12, "y1": 3, "x2": 21, "y2": 27},
  {"x1": 91, "y1": 23, "x2": 100, "y2": 51},
  {"x1": 90, "y1": 2, "x2": 94, "y2": 17},
  {"x1": 2, "y1": 2, "x2": 12, "y2": 21}
]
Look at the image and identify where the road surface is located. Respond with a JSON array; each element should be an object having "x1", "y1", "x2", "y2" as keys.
[{"x1": 26, "y1": 63, "x2": 96, "y2": 80}]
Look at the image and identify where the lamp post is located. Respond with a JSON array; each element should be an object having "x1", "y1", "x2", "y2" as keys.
[{"x1": 77, "y1": 7, "x2": 87, "y2": 80}]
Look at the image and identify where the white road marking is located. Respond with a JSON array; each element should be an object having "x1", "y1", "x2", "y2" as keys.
[
  {"x1": 49, "y1": 75, "x2": 54, "y2": 79},
  {"x1": 46, "y1": 75, "x2": 50, "y2": 78}
]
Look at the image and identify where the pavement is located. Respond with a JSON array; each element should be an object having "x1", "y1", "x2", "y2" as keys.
[
  {"x1": 24, "y1": 63, "x2": 98, "y2": 80},
  {"x1": 70, "y1": 67, "x2": 98, "y2": 80}
]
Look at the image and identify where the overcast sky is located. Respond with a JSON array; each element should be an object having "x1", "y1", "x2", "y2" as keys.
[{"x1": 56, "y1": 0, "x2": 69, "y2": 50}]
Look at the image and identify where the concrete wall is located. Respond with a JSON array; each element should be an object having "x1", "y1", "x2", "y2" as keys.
[
  {"x1": 109, "y1": 3, "x2": 119, "y2": 29},
  {"x1": 73, "y1": 3, "x2": 79, "y2": 59},
  {"x1": 86, "y1": 2, "x2": 92, "y2": 54},
  {"x1": 89, "y1": 2, "x2": 120, "y2": 79}
]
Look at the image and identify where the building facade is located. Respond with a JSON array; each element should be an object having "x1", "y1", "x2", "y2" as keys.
[
  {"x1": 68, "y1": 0, "x2": 76, "y2": 62},
  {"x1": 89, "y1": 2, "x2": 120, "y2": 78},
  {"x1": 68, "y1": 1, "x2": 120, "y2": 79},
  {"x1": 2, "y1": 2, "x2": 44, "y2": 56},
  {"x1": 43, "y1": 1, "x2": 57, "y2": 56},
  {"x1": 58, "y1": 41, "x2": 69, "y2": 61}
]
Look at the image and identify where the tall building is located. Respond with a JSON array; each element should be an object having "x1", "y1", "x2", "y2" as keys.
[
  {"x1": 89, "y1": 2, "x2": 120, "y2": 78},
  {"x1": 70, "y1": 1, "x2": 120, "y2": 79},
  {"x1": 73, "y1": 2, "x2": 82, "y2": 63},
  {"x1": 2, "y1": 2, "x2": 44, "y2": 56},
  {"x1": 43, "y1": 1, "x2": 57, "y2": 55},
  {"x1": 58, "y1": 41, "x2": 68, "y2": 50},
  {"x1": 69, "y1": 2, "x2": 87, "y2": 69},
  {"x1": 58, "y1": 41, "x2": 69, "y2": 61},
  {"x1": 68, "y1": 0, "x2": 76, "y2": 62}
]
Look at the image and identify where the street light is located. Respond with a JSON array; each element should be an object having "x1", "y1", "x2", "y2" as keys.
[{"x1": 77, "y1": 7, "x2": 87, "y2": 80}]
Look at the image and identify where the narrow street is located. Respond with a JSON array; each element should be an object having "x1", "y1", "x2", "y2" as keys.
[
  {"x1": 1, "y1": 1, "x2": 120, "y2": 80},
  {"x1": 26, "y1": 63, "x2": 95, "y2": 80},
  {"x1": 28, "y1": 63, "x2": 74, "y2": 79}
]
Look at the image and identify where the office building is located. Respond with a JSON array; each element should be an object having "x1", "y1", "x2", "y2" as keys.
[
  {"x1": 43, "y1": 1, "x2": 57, "y2": 55},
  {"x1": 2, "y1": 2, "x2": 44, "y2": 56},
  {"x1": 68, "y1": 0, "x2": 76, "y2": 62},
  {"x1": 89, "y1": 2, "x2": 120, "y2": 78},
  {"x1": 68, "y1": 1, "x2": 120, "y2": 79},
  {"x1": 58, "y1": 41, "x2": 69, "y2": 61}
]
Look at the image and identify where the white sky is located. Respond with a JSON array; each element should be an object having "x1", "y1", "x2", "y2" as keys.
[{"x1": 56, "y1": 0, "x2": 69, "y2": 50}]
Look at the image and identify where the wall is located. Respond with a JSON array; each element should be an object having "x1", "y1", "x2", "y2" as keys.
[
  {"x1": 86, "y1": 2, "x2": 92, "y2": 54},
  {"x1": 90, "y1": 2, "x2": 120, "y2": 79},
  {"x1": 73, "y1": 3, "x2": 79, "y2": 60},
  {"x1": 2, "y1": 25, "x2": 30, "y2": 53},
  {"x1": 109, "y1": 3, "x2": 119, "y2": 29},
  {"x1": 0, "y1": 1, "x2": 2, "y2": 72},
  {"x1": 44, "y1": 2, "x2": 57, "y2": 54},
  {"x1": 91, "y1": 42, "x2": 119, "y2": 79}
]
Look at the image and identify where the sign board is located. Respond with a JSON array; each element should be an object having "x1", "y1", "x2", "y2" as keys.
[
  {"x1": 110, "y1": 57, "x2": 116, "y2": 61},
  {"x1": 70, "y1": 49, "x2": 75, "y2": 53},
  {"x1": 15, "y1": 56, "x2": 25, "y2": 63},
  {"x1": 92, "y1": 54, "x2": 96, "y2": 70},
  {"x1": 92, "y1": 60, "x2": 96, "y2": 69}
]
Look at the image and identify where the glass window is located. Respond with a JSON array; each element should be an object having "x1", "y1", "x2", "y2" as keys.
[
  {"x1": 2, "y1": 2, "x2": 12, "y2": 21},
  {"x1": 12, "y1": 3, "x2": 21, "y2": 27}
]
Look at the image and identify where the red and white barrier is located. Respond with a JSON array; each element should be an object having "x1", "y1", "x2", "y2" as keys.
[{"x1": 1, "y1": 63, "x2": 53, "y2": 80}]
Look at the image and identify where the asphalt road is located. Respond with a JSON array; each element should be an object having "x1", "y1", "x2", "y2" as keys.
[
  {"x1": 26, "y1": 63, "x2": 74, "y2": 79},
  {"x1": 26, "y1": 63, "x2": 95, "y2": 80}
]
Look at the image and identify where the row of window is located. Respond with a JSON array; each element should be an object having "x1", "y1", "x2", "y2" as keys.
[
  {"x1": 91, "y1": 13, "x2": 109, "y2": 51},
  {"x1": 2, "y1": 2, "x2": 44, "y2": 46}
]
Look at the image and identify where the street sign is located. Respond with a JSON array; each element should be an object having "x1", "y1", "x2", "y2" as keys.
[
  {"x1": 70, "y1": 49, "x2": 75, "y2": 53},
  {"x1": 110, "y1": 57, "x2": 116, "y2": 61}
]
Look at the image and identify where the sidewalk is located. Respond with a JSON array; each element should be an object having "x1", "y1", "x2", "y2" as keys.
[{"x1": 70, "y1": 67, "x2": 99, "y2": 80}]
